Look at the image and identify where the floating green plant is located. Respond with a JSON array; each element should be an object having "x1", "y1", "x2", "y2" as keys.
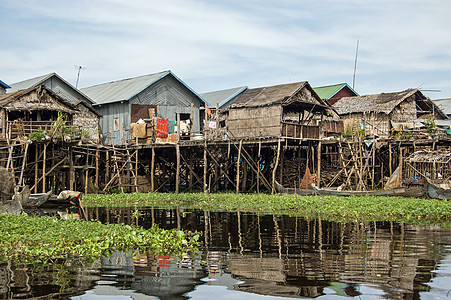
[
  {"x1": 84, "y1": 192, "x2": 451, "y2": 226},
  {"x1": 0, "y1": 213, "x2": 200, "y2": 262}
]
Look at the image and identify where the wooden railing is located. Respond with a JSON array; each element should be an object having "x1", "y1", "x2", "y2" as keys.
[
  {"x1": 3, "y1": 120, "x2": 77, "y2": 140},
  {"x1": 281, "y1": 122, "x2": 320, "y2": 139}
]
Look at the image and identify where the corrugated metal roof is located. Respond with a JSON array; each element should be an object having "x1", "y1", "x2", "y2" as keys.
[
  {"x1": 81, "y1": 70, "x2": 207, "y2": 105},
  {"x1": 7, "y1": 72, "x2": 95, "y2": 104},
  {"x1": 200, "y1": 86, "x2": 247, "y2": 108},
  {"x1": 432, "y1": 98, "x2": 451, "y2": 116},
  {"x1": 313, "y1": 83, "x2": 359, "y2": 100},
  {"x1": 8, "y1": 73, "x2": 53, "y2": 92},
  {"x1": 0, "y1": 79, "x2": 11, "y2": 89}
]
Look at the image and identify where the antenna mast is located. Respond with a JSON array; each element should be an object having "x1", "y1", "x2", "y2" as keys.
[
  {"x1": 74, "y1": 65, "x2": 86, "y2": 88},
  {"x1": 352, "y1": 40, "x2": 359, "y2": 90}
]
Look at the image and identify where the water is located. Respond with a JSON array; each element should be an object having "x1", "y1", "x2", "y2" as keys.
[{"x1": 1, "y1": 207, "x2": 450, "y2": 299}]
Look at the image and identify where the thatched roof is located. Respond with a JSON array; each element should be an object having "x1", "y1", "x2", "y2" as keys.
[
  {"x1": 333, "y1": 89, "x2": 447, "y2": 119},
  {"x1": 405, "y1": 149, "x2": 451, "y2": 164},
  {"x1": 0, "y1": 85, "x2": 77, "y2": 114},
  {"x1": 229, "y1": 81, "x2": 330, "y2": 110},
  {"x1": 333, "y1": 89, "x2": 419, "y2": 115}
]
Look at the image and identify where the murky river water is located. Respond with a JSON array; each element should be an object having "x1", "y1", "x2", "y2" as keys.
[{"x1": 1, "y1": 207, "x2": 451, "y2": 299}]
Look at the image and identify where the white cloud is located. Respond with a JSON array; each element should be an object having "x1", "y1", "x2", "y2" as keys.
[{"x1": 1, "y1": 0, "x2": 450, "y2": 98}]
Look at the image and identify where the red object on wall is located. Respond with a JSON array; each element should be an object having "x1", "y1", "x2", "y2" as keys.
[{"x1": 156, "y1": 118, "x2": 169, "y2": 138}]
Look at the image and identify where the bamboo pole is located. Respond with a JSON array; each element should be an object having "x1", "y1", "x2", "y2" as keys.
[{"x1": 236, "y1": 140, "x2": 242, "y2": 194}]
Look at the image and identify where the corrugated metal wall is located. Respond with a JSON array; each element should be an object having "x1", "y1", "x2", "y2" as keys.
[
  {"x1": 129, "y1": 75, "x2": 202, "y2": 132},
  {"x1": 98, "y1": 74, "x2": 203, "y2": 145},
  {"x1": 43, "y1": 77, "x2": 92, "y2": 106},
  {"x1": 96, "y1": 101, "x2": 129, "y2": 145}
]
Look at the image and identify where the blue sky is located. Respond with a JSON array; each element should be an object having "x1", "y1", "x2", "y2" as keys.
[{"x1": 1, "y1": 0, "x2": 450, "y2": 99}]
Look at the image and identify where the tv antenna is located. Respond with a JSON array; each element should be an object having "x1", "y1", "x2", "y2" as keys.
[
  {"x1": 352, "y1": 40, "x2": 359, "y2": 90},
  {"x1": 74, "y1": 65, "x2": 87, "y2": 88}
]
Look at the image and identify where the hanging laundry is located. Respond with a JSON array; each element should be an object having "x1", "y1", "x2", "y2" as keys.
[
  {"x1": 168, "y1": 120, "x2": 176, "y2": 134},
  {"x1": 156, "y1": 118, "x2": 168, "y2": 138},
  {"x1": 208, "y1": 121, "x2": 216, "y2": 128}
]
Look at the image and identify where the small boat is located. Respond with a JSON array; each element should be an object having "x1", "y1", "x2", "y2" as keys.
[
  {"x1": 274, "y1": 181, "x2": 316, "y2": 196},
  {"x1": 427, "y1": 182, "x2": 451, "y2": 200},
  {"x1": 312, "y1": 185, "x2": 426, "y2": 197},
  {"x1": 22, "y1": 190, "x2": 52, "y2": 208}
]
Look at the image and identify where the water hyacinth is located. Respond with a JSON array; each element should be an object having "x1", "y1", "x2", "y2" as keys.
[
  {"x1": 84, "y1": 192, "x2": 451, "y2": 225},
  {"x1": 0, "y1": 213, "x2": 200, "y2": 262}
]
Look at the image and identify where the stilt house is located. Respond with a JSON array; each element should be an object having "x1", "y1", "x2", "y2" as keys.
[
  {"x1": 8, "y1": 73, "x2": 101, "y2": 143},
  {"x1": 333, "y1": 89, "x2": 447, "y2": 138},
  {"x1": 81, "y1": 71, "x2": 207, "y2": 145},
  {"x1": 225, "y1": 81, "x2": 335, "y2": 139},
  {"x1": 0, "y1": 85, "x2": 101, "y2": 142}
]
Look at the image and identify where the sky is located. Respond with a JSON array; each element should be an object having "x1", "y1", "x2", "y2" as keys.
[{"x1": 1, "y1": 0, "x2": 451, "y2": 99}]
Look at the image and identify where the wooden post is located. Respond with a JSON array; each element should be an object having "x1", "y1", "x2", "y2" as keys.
[
  {"x1": 42, "y1": 143, "x2": 47, "y2": 193},
  {"x1": 189, "y1": 151, "x2": 193, "y2": 191},
  {"x1": 175, "y1": 145, "x2": 180, "y2": 194},
  {"x1": 372, "y1": 140, "x2": 376, "y2": 189},
  {"x1": 190, "y1": 103, "x2": 194, "y2": 140},
  {"x1": 279, "y1": 142, "x2": 284, "y2": 184},
  {"x1": 95, "y1": 148, "x2": 99, "y2": 188},
  {"x1": 203, "y1": 142, "x2": 207, "y2": 192},
  {"x1": 398, "y1": 146, "x2": 403, "y2": 186},
  {"x1": 257, "y1": 141, "x2": 261, "y2": 193},
  {"x1": 34, "y1": 144, "x2": 39, "y2": 193},
  {"x1": 135, "y1": 149, "x2": 139, "y2": 192},
  {"x1": 388, "y1": 143, "x2": 392, "y2": 175},
  {"x1": 317, "y1": 141, "x2": 321, "y2": 188},
  {"x1": 19, "y1": 142, "x2": 29, "y2": 186},
  {"x1": 105, "y1": 149, "x2": 110, "y2": 184},
  {"x1": 151, "y1": 146, "x2": 155, "y2": 192},
  {"x1": 272, "y1": 139, "x2": 281, "y2": 194},
  {"x1": 84, "y1": 150, "x2": 89, "y2": 195},
  {"x1": 69, "y1": 146, "x2": 74, "y2": 191},
  {"x1": 236, "y1": 140, "x2": 242, "y2": 194}
]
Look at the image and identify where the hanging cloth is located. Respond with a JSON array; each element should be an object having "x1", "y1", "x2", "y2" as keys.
[{"x1": 156, "y1": 118, "x2": 169, "y2": 138}]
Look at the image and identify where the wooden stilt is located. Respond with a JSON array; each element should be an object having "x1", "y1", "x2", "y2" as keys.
[
  {"x1": 175, "y1": 144, "x2": 180, "y2": 194},
  {"x1": 69, "y1": 146, "x2": 74, "y2": 191},
  {"x1": 35, "y1": 145, "x2": 39, "y2": 193},
  {"x1": 257, "y1": 141, "x2": 261, "y2": 193},
  {"x1": 18, "y1": 142, "x2": 29, "y2": 186},
  {"x1": 203, "y1": 142, "x2": 207, "y2": 192},
  {"x1": 236, "y1": 140, "x2": 242, "y2": 194},
  {"x1": 95, "y1": 149, "x2": 99, "y2": 188},
  {"x1": 151, "y1": 146, "x2": 155, "y2": 192},
  {"x1": 189, "y1": 151, "x2": 193, "y2": 191},
  {"x1": 317, "y1": 141, "x2": 321, "y2": 188},
  {"x1": 272, "y1": 139, "x2": 281, "y2": 194},
  {"x1": 135, "y1": 149, "x2": 139, "y2": 192},
  {"x1": 389, "y1": 143, "x2": 392, "y2": 175},
  {"x1": 42, "y1": 143, "x2": 47, "y2": 193}
]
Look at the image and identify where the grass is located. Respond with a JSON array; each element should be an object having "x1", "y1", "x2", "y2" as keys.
[
  {"x1": 0, "y1": 213, "x2": 200, "y2": 262},
  {"x1": 83, "y1": 192, "x2": 451, "y2": 226}
]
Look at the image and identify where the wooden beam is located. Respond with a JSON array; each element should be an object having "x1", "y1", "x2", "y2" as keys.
[
  {"x1": 203, "y1": 142, "x2": 207, "y2": 192},
  {"x1": 42, "y1": 143, "x2": 47, "y2": 193},
  {"x1": 151, "y1": 146, "x2": 155, "y2": 192},
  {"x1": 317, "y1": 141, "x2": 321, "y2": 188}
]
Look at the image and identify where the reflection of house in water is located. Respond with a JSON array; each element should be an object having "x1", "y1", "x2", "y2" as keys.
[
  {"x1": 100, "y1": 250, "x2": 205, "y2": 299},
  {"x1": 86, "y1": 207, "x2": 451, "y2": 299}
]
